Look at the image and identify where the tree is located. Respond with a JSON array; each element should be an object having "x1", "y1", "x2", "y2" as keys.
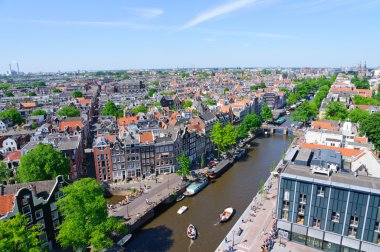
[
  {"x1": 259, "y1": 179, "x2": 265, "y2": 196},
  {"x1": 237, "y1": 124, "x2": 249, "y2": 139},
  {"x1": 32, "y1": 81, "x2": 46, "y2": 88},
  {"x1": 148, "y1": 88, "x2": 157, "y2": 97},
  {"x1": 237, "y1": 113, "x2": 261, "y2": 138},
  {"x1": 131, "y1": 105, "x2": 148, "y2": 115},
  {"x1": 17, "y1": 144, "x2": 70, "y2": 182},
  {"x1": 349, "y1": 108, "x2": 370, "y2": 123},
  {"x1": 31, "y1": 122, "x2": 38, "y2": 129},
  {"x1": 57, "y1": 106, "x2": 80, "y2": 117},
  {"x1": 182, "y1": 100, "x2": 193, "y2": 109},
  {"x1": 211, "y1": 121, "x2": 227, "y2": 157},
  {"x1": 0, "y1": 108, "x2": 23, "y2": 124},
  {"x1": 72, "y1": 91, "x2": 83, "y2": 98},
  {"x1": 325, "y1": 101, "x2": 348, "y2": 120},
  {"x1": 287, "y1": 93, "x2": 298, "y2": 106},
  {"x1": 31, "y1": 109, "x2": 47, "y2": 118},
  {"x1": 0, "y1": 162, "x2": 13, "y2": 185},
  {"x1": 351, "y1": 76, "x2": 370, "y2": 89},
  {"x1": 261, "y1": 103, "x2": 273, "y2": 122},
  {"x1": 353, "y1": 95, "x2": 380, "y2": 106},
  {"x1": 204, "y1": 100, "x2": 216, "y2": 106},
  {"x1": 359, "y1": 112, "x2": 380, "y2": 151},
  {"x1": 292, "y1": 100, "x2": 317, "y2": 125},
  {"x1": 28, "y1": 91, "x2": 37, "y2": 96},
  {"x1": 101, "y1": 101, "x2": 124, "y2": 118},
  {"x1": 0, "y1": 213, "x2": 42, "y2": 252},
  {"x1": 56, "y1": 178, "x2": 126, "y2": 251},
  {"x1": 152, "y1": 80, "x2": 159, "y2": 86},
  {"x1": 4, "y1": 91, "x2": 14, "y2": 97},
  {"x1": 224, "y1": 123, "x2": 237, "y2": 150},
  {"x1": 176, "y1": 151, "x2": 190, "y2": 180},
  {"x1": 53, "y1": 88, "x2": 62, "y2": 93},
  {"x1": 224, "y1": 88, "x2": 229, "y2": 94}
]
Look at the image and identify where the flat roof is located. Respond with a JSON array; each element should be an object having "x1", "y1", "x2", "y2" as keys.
[{"x1": 282, "y1": 164, "x2": 380, "y2": 193}]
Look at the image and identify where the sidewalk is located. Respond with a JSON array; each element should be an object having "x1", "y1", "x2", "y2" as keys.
[{"x1": 109, "y1": 173, "x2": 183, "y2": 224}]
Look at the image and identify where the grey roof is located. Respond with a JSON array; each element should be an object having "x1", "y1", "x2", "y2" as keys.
[
  {"x1": 200, "y1": 112, "x2": 216, "y2": 121},
  {"x1": 295, "y1": 148, "x2": 312, "y2": 163},
  {"x1": 1, "y1": 179, "x2": 56, "y2": 199},
  {"x1": 311, "y1": 149, "x2": 342, "y2": 166}
]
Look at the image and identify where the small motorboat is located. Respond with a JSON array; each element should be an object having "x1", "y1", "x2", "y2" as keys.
[
  {"x1": 219, "y1": 207, "x2": 234, "y2": 223},
  {"x1": 206, "y1": 170, "x2": 217, "y2": 180},
  {"x1": 176, "y1": 194, "x2": 185, "y2": 202},
  {"x1": 187, "y1": 224, "x2": 197, "y2": 239},
  {"x1": 177, "y1": 206, "x2": 188, "y2": 215},
  {"x1": 117, "y1": 234, "x2": 132, "y2": 246}
]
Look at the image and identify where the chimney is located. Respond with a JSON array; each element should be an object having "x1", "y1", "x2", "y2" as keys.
[{"x1": 29, "y1": 184, "x2": 37, "y2": 197}]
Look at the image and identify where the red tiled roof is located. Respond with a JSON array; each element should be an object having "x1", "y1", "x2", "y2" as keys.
[
  {"x1": 59, "y1": 121, "x2": 84, "y2": 132},
  {"x1": 301, "y1": 143, "x2": 362, "y2": 157},
  {"x1": 118, "y1": 117, "x2": 138, "y2": 126},
  {"x1": 3, "y1": 150, "x2": 21, "y2": 162},
  {"x1": 312, "y1": 121, "x2": 337, "y2": 131},
  {"x1": 21, "y1": 102, "x2": 36, "y2": 108},
  {"x1": 0, "y1": 194, "x2": 14, "y2": 215},
  {"x1": 140, "y1": 132, "x2": 153, "y2": 143}
]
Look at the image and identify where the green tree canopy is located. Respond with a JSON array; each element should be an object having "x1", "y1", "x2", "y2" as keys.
[
  {"x1": 148, "y1": 88, "x2": 157, "y2": 97},
  {"x1": 211, "y1": 122, "x2": 236, "y2": 156},
  {"x1": 4, "y1": 91, "x2": 14, "y2": 97},
  {"x1": 325, "y1": 101, "x2": 348, "y2": 120},
  {"x1": 261, "y1": 103, "x2": 273, "y2": 122},
  {"x1": 17, "y1": 144, "x2": 70, "y2": 182},
  {"x1": 250, "y1": 83, "x2": 266, "y2": 91},
  {"x1": 204, "y1": 100, "x2": 216, "y2": 106},
  {"x1": 131, "y1": 105, "x2": 148, "y2": 115},
  {"x1": 72, "y1": 90, "x2": 83, "y2": 98},
  {"x1": 237, "y1": 113, "x2": 262, "y2": 138},
  {"x1": 353, "y1": 95, "x2": 380, "y2": 106},
  {"x1": 351, "y1": 75, "x2": 370, "y2": 89},
  {"x1": 0, "y1": 162, "x2": 13, "y2": 185},
  {"x1": 31, "y1": 109, "x2": 47, "y2": 118},
  {"x1": 360, "y1": 112, "x2": 380, "y2": 151},
  {"x1": 32, "y1": 81, "x2": 46, "y2": 88},
  {"x1": 0, "y1": 108, "x2": 23, "y2": 125},
  {"x1": 287, "y1": 93, "x2": 299, "y2": 106},
  {"x1": 0, "y1": 213, "x2": 42, "y2": 252},
  {"x1": 57, "y1": 106, "x2": 80, "y2": 117},
  {"x1": 101, "y1": 101, "x2": 124, "y2": 118},
  {"x1": 56, "y1": 178, "x2": 125, "y2": 250},
  {"x1": 53, "y1": 88, "x2": 62, "y2": 93},
  {"x1": 176, "y1": 151, "x2": 190, "y2": 179},
  {"x1": 348, "y1": 108, "x2": 370, "y2": 123},
  {"x1": 28, "y1": 91, "x2": 37, "y2": 97},
  {"x1": 182, "y1": 100, "x2": 193, "y2": 109},
  {"x1": 152, "y1": 80, "x2": 159, "y2": 86},
  {"x1": 292, "y1": 100, "x2": 317, "y2": 124}
]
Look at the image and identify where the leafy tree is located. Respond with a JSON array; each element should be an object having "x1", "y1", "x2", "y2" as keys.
[
  {"x1": 237, "y1": 124, "x2": 249, "y2": 139},
  {"x1": 152, "y1": 80, "x2": 159, "y2": 86},
  {"x1": 151, "y1": 101, "x2": 161, "y2": 107},
  {"x1": 32, "y1": 81, "x2": 46, "y2": 88},
  {"x1": 131, "y1": 105, "x2": 148, "y2": 115},
  {"x1": 204, "y1": 100, "x2": 216, "y2": 106},
  {"x1": 353, "y1": 95, "x2": 380, "y2": 106},
  {"x1": 325, "y1": 101, "x2": 348, "y2": 120},
  {"x1": 360, "y1": 112, "x2": 380, "y2": 151},
  {"x1": 53, "y1": 88, "x2": 62, "y2": 93},
  {"x1": 349, "y1": 108, "x2": 370, "y2": 123},
  {"x1": 56, "y1": 178, "x2": 126, "y2": 251},
  {"x1": 176, "y1": 151, "x2": 190, "y2": 180},
  {"x1": 237, "y1": 113, "x2": 262, "y2": 138},
  {"x1": 101, "y1": 101, "x2": 124, "y2": 118},
  {"x1": 224, "y1": 87, "x2": 229, "y2": 94},
  {"x1": 292, "y1": 100, "x2": 317, "y2": 125},
  {"x1": 180, "y1": 72, "x2": 190, "y2": 78},
  {"x1": 17, "y1": 144, "x2": 70, "y2": 182},
  {"x1": 72, "y1": 91, "x2": 83, "y2": 98},
  {"x1": 148, "y1": 88, "x2": 157, "y2": 97},
  {"x1": 287, "y1": 93, "x2": 298, "y2": 106},
  {"x1": 182, "y1": 100, "x2": 193, "y2": 109},
  {"x1": 28, "y1": 91, "x2": 37, "y2": 96},
  {"x1": 0, "y1": 162, "x2": 13, "y2": 185},
  {"x1": 259, "y1": 179, "x2": 265, "y2": 195},
  {"x1": 0, "y1": 108, "x2": 23, "y2": 124},
  {"x1": 224, "y1": 123, "x2": 237, "y2": 149},
  {"x1": 31, "y1": 109, "x2": 47, "y2": 118},
  {"x1": 31, "y1": 122, "x2": 38, "y2": 129},
  {"x1": 0, "y1": 213, "x2": 42, "y2": 252},
  {"x1": 4, "y1": 91, "x2": 14, "y2": 97},
  {"x1": 211, "y1": 121, "x2": 226, "y2": 157},
  {"x1": 57, "y1": 106, "x2": 80, "y2": 117},
  {"x1": 261, "y1": 103, "x2": 273, "y2": 122},
  {"x1": 250, "y1": 83, "x2": 266, "y2": 91},
  {"x1": 351, "y1": 76, "x2": 370, "y2": 89},
  {"x1": 122, "y1": 73, "x2": 130, "y2": 80}
]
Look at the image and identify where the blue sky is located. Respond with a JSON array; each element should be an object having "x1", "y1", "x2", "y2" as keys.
[{"x1": 0, "y1": 0, "x2": 379, "y2": 73}]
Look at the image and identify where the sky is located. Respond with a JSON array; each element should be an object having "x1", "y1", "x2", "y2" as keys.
[{"x1": 0, "y1": 0, "x2": 379, "y2": 73}]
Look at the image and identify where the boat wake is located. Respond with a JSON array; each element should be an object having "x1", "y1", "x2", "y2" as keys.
[{"x1": 188, "y1": 239, "x2": 194, "y2": 251}]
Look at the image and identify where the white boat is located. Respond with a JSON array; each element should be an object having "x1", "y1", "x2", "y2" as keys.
[
  {"x1": 187, "y1": 224, "x2": 197, "y2": 239},
  {"x1": 177, "y1": 206, "x2": 188, "y2": 214},
  {"x1": 117, "y1": 234, "x2": 132, "y2": 246},
  {"x1": 219, "y1": 207, "x2": 234, "y2": 223}
]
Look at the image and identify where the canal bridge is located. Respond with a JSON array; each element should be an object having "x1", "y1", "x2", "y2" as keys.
[{"x1": 261, "y1": 125, "x2": 303, "y2": 136}]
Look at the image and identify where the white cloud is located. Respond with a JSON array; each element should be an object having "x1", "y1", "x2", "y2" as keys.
[
  {"x1": 125, "y1": 7, "x2": 164, "y2": 18},
  {"x1": 181, "y1": 0, "x2": 259, "y2": 29}
]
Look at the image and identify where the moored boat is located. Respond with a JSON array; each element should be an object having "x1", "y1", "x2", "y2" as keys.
[
  {"x1": 206, "y1": 170, "x2": 217, "y2": 180},
  {"x1": 176, "y1": 194, "x2": 185, "y2": 202},
  {"x1": 183, "y1": 177, "x2": 209, "y2": 197},
  {"x1": 187, "y1": 224, "x2": 197, "y2": 239},
  {"x1": 117, "y1": 234, "x2": 132, "y2": 246},
  {"x1": 177, "y1": 206, "x2": 188, "y2": 214},
  {"x1": 219, "y1": 207, "x2": 234, "y2": 223}
]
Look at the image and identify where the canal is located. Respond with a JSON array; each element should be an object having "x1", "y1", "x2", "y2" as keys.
[{"x1": 125, "y1": 135, "x2": 292, "y2": 252}]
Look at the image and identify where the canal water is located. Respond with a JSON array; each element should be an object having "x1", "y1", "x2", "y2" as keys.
[{"x1": 125, "y1": 135, "x2": 292, "y2": 252}]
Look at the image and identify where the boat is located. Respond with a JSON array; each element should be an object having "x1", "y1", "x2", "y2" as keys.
[
  {"x1": 183, "y1": 177, "x2": 209, "y2": 197},
  {"x1": 187, "y1": 224, "x2": 197, "y2": 239},
  {"x1": 177, "y1": 206, "x2": 188, "y2": 214},
  {"x1": 206, "y1": 170, "x2": 217, "y2": 180},
  {"x1": 117, "y1": 234, "x2": 132, "y2": 246},
  {"x1": 176, "y1": 194, "x2": 185, "y2": 202},
  {"x1": 219, "y1": 207, "x2": 234, "y2": 223},
  {"x1": 274, "y1": 116, "x2": 286, "y2": 125}
]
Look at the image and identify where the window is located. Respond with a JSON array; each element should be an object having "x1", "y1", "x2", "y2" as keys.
[
  {"x1": 50, "y1": 202, "x2": 57, "y2": 211},
  {"x1": 317, "y1": 186, "x2": 325, "y2": 197},
  {"x1": 37, "y1": 219, "x2": 45, "y2": 230},
  {"x1": 313, "y1": 218, "x2": 321, "y2": 229},
  {"x1": 55, "y1": 191, "x2": 64, "y2": 200},
  {"x1": 53, "y1": 219, "x2": 60, "y2": 230},
  {"x1": 375, "y1": 222, "x2": 380, "y2": 233},
  {"x1": 35, "y1": 209, "x2": 43, "y2": 220},
  {"x1": 22, "y1": 205, "x2": 31, "y2": 214},
  {"x1": 299, "y1": 193, "x2": 307, "y2": 204},
  {"x1": 284, "y1": 190, "x2": 290, "y2": 201},
  {"x1": 332, "y1": 212, "x2": 340, "y2": 223},
  {"x1": 298, "y1": 204, "x2": 305, "y2": 215}
]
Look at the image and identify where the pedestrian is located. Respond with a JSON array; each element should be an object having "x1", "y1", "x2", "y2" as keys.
[
  {"x1": 225, "y1": 237, "x2": 228, "y2": 243},
  {"x1": 155, "y1": 178, "x2": 158, "y2": 183}
]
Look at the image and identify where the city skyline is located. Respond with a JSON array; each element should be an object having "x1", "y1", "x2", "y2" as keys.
[{"x1": 1, "y1": 0, "x2": 379, "y2": 73}]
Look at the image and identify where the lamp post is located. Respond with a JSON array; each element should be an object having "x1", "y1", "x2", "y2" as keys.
[
  {"x1": 126, "y1": 200, "x2": 129, "y2": 217},
  {"x1": 232, "y1": 230, "x2": 235, "y2": 248}
]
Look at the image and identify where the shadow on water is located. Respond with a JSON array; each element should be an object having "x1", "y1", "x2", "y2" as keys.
[{"x1": 125, "y1": 225, "x2": 174, "y2": 252}]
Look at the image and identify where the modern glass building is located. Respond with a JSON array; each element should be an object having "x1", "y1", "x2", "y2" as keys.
[{"x1": 276, "y1": 162, "x2": 380, "y2": 252}]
